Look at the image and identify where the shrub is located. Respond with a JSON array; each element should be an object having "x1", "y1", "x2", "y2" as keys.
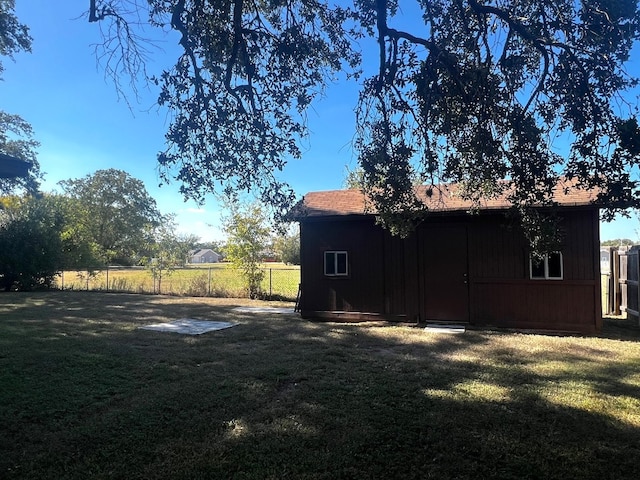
[{"x1": 184, "y1": 274, "x2": 209, "y2": 297}]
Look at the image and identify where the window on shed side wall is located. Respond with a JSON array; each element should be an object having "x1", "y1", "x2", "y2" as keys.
[
  {"x1": 324, "y1": 251, "x2": 348, "y2": 276},
  {"x1": 530, "y1": 252, "x2": 563, "y2": 280}
]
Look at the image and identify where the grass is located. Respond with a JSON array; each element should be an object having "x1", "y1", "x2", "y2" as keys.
[
  {"x1": 1, "y1": 291, "x2": 640, "y2": 479},
  {"x1": 56, "y1": 263, "x2": 300, "y2": 299}
]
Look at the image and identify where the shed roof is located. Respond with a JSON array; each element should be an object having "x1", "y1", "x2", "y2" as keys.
[
  {"x1": 291, "y1": 179, "x2": 599, "y2": 219},
  {"x1": 0, "y1": 153, "x2": 31, "y2": 179}
]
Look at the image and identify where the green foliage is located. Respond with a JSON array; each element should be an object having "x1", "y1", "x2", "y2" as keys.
[
  {"x1": 273, "y1": 228, "x2": 300, "y2": 265},
  {"x1": 602, "y1": 238, "x2": 636, "y2": 247},
  {"x1": 343, "y1": 166, "x2": 366, "y2": 190},
  {"x1": 355, "y1": 0, "x2": 640, "y2": 237},
  {"x1": 48, "y1": 194, "x2": 104, "y2": 269},
  {"x1": 0, "y1": 195, "x2": 64, "y2": 290},
  {"x1": 0, "y1": 0, "x2": 31, "y2": 78},
  {"x1": 89, "y1": 0, "x2": 360, "y2": 221},
  {"x1": 144, "y1": 217, "x2": 199, "y2": 293},
  {"x1": 88, "y1": 0, "x2": 640, "y2": 247},
  {"x1": 58, "y1": 169, "x2": 162, "y2": 264},
  {"x1": 223, "y1": 201, "x2": 271, "y2": 298}
]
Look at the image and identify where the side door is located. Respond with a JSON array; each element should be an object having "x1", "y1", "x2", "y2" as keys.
[{"x1": 420, "y1": 224, "x2": 470, "y2": 322}]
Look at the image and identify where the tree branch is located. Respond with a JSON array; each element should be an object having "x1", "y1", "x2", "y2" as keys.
[{"x1": 224, "y1": 0, "x2": 248, "y2": 113}]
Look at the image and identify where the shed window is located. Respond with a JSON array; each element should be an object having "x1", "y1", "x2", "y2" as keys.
[
  {"x1": 325, "y1": 251, "x2": 348, "y2": 276},
  {"x1": 530, "y1": 252, "x2": 563, "y2": 280}
]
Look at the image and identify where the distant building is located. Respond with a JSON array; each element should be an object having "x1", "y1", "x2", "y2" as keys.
[{"x1": 188, "y1": 249, "x2": 222, "y2": 264}]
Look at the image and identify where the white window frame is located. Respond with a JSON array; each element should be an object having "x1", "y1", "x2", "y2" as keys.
[
  {"x1": 530, "y1": 252, "x2": 563, "y2": 280},
  {"x1": 324, "y1": 251, "x2": 348, "y2": 276}
]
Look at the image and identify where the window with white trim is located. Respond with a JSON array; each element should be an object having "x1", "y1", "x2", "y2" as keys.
[
  {"x1": 324, "y1": 251, "x2": 348, "y2": 276},
  {"x1": 530, "y1": 252, "x2": 563, "y2": 280}
]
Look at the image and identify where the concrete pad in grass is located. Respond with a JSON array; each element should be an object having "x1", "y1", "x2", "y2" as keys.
[
  {"x1": 425, "y1": 324, "x2": 466, "y2": 334},
  {"x1": 140, "y1": 319, "x2": 239, "y2": 335},
  {"x1": 232, "y1": 307, "x2": 295, "y2": 314}
]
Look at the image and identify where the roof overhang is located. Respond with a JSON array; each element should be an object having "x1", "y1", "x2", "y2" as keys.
[
  {"x1": 289, "y1": 179, "x2": 601, "y2": 221},
  {"x1": 0, "y1": 153, "x2": 31, "y2": 179}
]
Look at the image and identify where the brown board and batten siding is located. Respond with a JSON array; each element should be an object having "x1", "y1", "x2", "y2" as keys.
[
  {"x1": 300, "y1": 218, "x2": 418, "y2": 321},
  {"x1": 292, "y1": 180, "x2": 602, "y2": 334},
  {"x1": 466, "y1": 209, "x2": 601, "y2": 332}
]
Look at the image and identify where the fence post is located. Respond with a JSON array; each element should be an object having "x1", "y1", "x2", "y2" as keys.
[
  {"x1": 607, "y1": 247, "x2": 614, "y2": 315},
  {"x1": 613, "y1": 249, "x2": 621, "y2": 315},
  {"x1": 269, "y1": 268, "x2": 272, "y2": 297},
  {"x1": 61, "y1": 270, "x2": 64, "y2": 290},
  {"x1": 208, "y1": 267, "x2": 212, "y2": 296},
  {"x1": 628, "y1": 246, "x2": 640, "y2": 325},
  {"x1": 106, "y1": 265, "x2": 109, "y2": 292}
]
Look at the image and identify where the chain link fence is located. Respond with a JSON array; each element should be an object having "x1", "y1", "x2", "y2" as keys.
[{"x1": 53, "y1": 265, "x2": 300, "y2": 301}]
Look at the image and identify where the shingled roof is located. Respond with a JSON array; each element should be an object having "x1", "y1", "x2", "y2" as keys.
[{"x1": 290, "y1": 179, "x2": 600, "y2": 219}]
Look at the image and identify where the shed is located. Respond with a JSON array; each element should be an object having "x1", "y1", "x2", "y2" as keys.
[{"x1": 290, "y1": 180, "x2": 602, "y2": 334}]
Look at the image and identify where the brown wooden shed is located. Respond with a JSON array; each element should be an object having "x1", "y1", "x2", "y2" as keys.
[{"x1": 291, "y1": 181, "x2": 602, "y2": 334}]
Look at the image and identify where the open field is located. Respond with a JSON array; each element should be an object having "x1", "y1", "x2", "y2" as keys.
[
  {"x1": 1, "y1": 291, "x2": 640, "y2": 479},
  {"x1": 55, "y1": 263, "x2": 300, "y2": 300}
]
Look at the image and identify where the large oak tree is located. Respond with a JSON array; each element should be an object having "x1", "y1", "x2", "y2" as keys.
[
  {"x1": 88, "y1": 1, "x2": 640, "y2": 242},
  {"x1": 58, "y1": 169, "x2": 163, "y2": 264}
]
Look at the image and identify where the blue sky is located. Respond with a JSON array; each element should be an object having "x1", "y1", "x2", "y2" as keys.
[
  {"x1": 4, "y1": 1, "x2": 363, "y2": 241},
  {"x1": 3, "y1": 1, "x2": 639, "y2": 242}
]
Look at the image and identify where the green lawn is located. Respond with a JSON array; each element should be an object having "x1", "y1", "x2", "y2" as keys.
[
  {"x1": 56, "y1": 263, "x2": 300, "y2": 300},
  {"x1": 1, "y1": 291, "x2": 639, "y2": 479}
]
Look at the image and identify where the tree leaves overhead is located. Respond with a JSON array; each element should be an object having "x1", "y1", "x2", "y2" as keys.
[
  {"x1": 0, "y1": 0, "x2": 32, "y2": 79},
  {"x1": 357, "y1": 0, "x2": 640, "y2": 232},
  {"x1": 89, "y1": 1, "x2": 640, "y2": 233},
  {"x1": 90, "y1": 0, "x2": 360, "y2": 220}
]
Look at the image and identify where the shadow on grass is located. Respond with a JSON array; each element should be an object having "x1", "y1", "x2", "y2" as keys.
[
  {"x1": 1, "y1": 291, "x2": 639, "y2": 479},
  {"x1": 602, "y1": 314, "x2": 640, "y2": 341}
]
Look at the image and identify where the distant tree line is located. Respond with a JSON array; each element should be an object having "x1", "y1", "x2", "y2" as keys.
[
  {"x1": 0, "y1": 2, "x2": 304, "y2": 293},
  {"x1": 0, "y1": 168, "x2": 299, "y2": 292},
  {"x1": 0, "y1": 169, "x2": 174, "y2": 290},
  {"x1": 601, "y1": 239, "x2": 637, "y2": 247}
]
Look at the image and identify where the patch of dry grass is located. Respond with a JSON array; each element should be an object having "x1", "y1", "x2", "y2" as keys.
[
  {"x1": 1, "y1": 292, "x2": 639, "y2": 479},
  {"x1": 56, "y1": 263, "x2": 300, "y2": 299}
]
